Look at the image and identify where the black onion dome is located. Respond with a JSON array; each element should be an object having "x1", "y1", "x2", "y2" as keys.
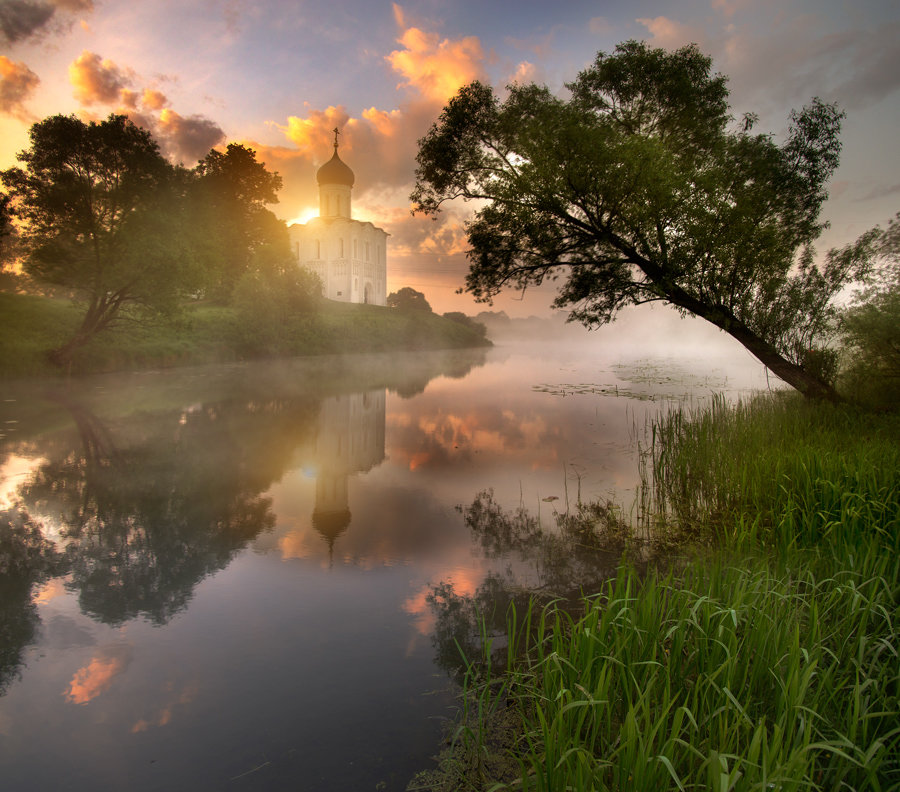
[{"x1": 316, "y1": 150, "x2": 354, "y2": 187}]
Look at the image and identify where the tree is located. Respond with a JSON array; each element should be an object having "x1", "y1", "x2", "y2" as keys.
[
  {"x1": 387, "y1": 286, "x2": 432, "y2": 312},
  {"x1": 189, "y1": 143, "x2": 289, "y2": 301},
  {"x1": 412, "y1": 40, "x2": 870, "y2": 400},
  {"x1": 443, "y1": 310, "x2": 488, "y2": 339},
  {"x1": 838, "y1": 213, "x2": 900, "y2": 408},
  {"x1": 0, "y1": 192, "x2": 11, "y2": 257},
  {"x1": 1, "y1": 114, "x2": 197, "y2": 365}
]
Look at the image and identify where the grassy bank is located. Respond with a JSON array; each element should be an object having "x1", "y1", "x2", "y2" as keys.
[
  {"x1": 0, "y1": 292, "x2": 490, "y2": 378},
  {"x1": 418, "y1": 394, "x2": 900, "y2": 791}
]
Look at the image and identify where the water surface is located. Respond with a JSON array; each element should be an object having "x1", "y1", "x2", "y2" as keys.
[{"x1": 0, "y1": 340, "x2": 775, "y2": 790}]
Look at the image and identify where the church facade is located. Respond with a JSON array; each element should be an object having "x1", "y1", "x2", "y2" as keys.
[{"x1": 288, "y1": 131, "x2": 388, "y2": 306}]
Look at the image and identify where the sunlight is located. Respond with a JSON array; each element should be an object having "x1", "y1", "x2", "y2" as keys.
[{"x1": 287, "y1": 207, "x2": 319, "y2": 226}]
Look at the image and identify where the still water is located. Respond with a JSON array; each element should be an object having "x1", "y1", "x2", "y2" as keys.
[{"x1": 0, "y1": 339, "x2": 775, "y2": 791}]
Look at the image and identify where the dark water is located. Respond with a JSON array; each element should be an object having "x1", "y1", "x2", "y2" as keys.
[{"x1": 0, "y1": 342, "x2": 774, "y2": 791}]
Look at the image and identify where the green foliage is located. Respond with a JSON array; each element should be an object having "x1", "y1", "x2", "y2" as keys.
[
  {"x1": 838, "y1": 212, "x2": 900, "y2": 409},
  {"x1": 0, "y1": 291, "x2": 490, "y2": 377},
  {"x1": 387, "y1": 286, "x2": 432, "y2": 312},
  {"x1": 231, "y1": 267, "x2": 321, "y2": 355},
  {"x1": 442, "y1": 311, "x2": 488, "y2": 340},
  {"x1": 424, "y1": 395, "x2": 900, "y2": 791},
  {"x1": 412, "y1": 40, "x2": 865, "y2": 400},
  {"x1": 1, "y1": 114, "x2": 200, "y2": 364},
  {"x1": 188, "y1": 143, "x2": 290, "y2": 302}
]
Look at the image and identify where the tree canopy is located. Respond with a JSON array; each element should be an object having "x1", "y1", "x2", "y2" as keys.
[
  {"x1": 412, "y1": 40, "x2": 870, "y2": 400},
  {"x1": 189, "y1": 143, "x2": 290, "y2": 300},
  {"x1": 1, "y1": 114, "x2": 196, "y2": 364},
  {"x1": 387, "y1": 286, "x2": 432, "y2": 312},
  {"x1": 2, "y1": 115, "x2": 294, "y2": 366}
]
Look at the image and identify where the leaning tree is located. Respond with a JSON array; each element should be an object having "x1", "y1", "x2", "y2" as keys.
[{"x1": 412, "y1": 40, "x2": 877, "y2": 399}]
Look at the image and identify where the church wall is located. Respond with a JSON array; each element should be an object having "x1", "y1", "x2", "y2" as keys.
[{"x1": 289, "y1": 218, "x2": 387, "y2": 306}]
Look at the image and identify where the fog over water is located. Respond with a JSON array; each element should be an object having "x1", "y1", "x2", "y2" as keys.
[{"x1": 0, "y1": 332, "x2": 781, "y2": 791}]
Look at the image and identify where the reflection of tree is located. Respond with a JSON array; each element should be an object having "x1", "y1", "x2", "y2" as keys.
[
  {"x1": 19, "y1": 394, "x2": 319, "y2": 625},
  {"x1": 0, "y1": 508, "x2": 68, "y2": 695},
  {"x1": 429, "y1": 491, "x2": 630, "y2": 678}
]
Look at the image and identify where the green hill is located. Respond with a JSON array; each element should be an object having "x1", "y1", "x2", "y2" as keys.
[{"x1": 0, "y1": 292, "x2": 491, "y2": 378}]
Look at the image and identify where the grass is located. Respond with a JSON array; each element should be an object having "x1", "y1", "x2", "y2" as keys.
[
  {"x1": 417, "y1": 393, "x2": 900, "y2": 792},
  {"x1": 0, "y1": 292, "x2": 489, "y2": 378}
]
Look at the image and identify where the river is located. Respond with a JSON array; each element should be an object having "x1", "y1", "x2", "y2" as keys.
[{"x1": 0, "y1": 338, "x2": 777, "y2": 791}]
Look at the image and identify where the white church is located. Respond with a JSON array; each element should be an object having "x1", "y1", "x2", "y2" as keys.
[{"x1": 289, "y1": 130, "x2": 388, "y2": 306}]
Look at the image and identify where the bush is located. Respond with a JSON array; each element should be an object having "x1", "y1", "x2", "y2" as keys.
[
  {"x1": 837, "y1": 213, "x2": 900, "y2": 409},
  {"x1": 231, "y1": 267, "x2": 321, "y2": 355}
]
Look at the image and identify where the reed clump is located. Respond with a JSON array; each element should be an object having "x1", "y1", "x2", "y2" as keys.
[{"x1": 424, "y1": 392, "x2": 900, "y2": 792}]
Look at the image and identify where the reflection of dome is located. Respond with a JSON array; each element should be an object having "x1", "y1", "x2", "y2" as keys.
[
  {"x1": 312, "y1": 508, "x2": 351, "y2": 558},
  {"x1": 316, "y1": 150, "x2": 354, "y2": 187}
]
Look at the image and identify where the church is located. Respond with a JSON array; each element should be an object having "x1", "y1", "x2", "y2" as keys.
[{"x1": 288, "y1": 130, "x2": 388, "y2": 306}]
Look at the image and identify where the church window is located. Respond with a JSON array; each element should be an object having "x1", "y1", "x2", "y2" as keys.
[
  {"x1": 340, "y1": 238, "x2": 344, "y2": 257},
  {"x1": 365, "y1": 242, "x2": 370, "y2": 261}
]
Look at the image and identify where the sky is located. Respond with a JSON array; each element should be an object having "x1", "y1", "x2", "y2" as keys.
[{"x1": 1, "y1": 0, "x2": 898, "y2": 317}]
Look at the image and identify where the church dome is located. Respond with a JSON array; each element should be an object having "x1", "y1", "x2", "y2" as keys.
[{"x1": 316, "y1": 149, "x2": 354, "y2": 188}]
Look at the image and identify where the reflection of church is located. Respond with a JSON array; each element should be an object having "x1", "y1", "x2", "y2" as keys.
[
  {"x1": 288, "y1": 129, "x2": 388, "y2": 306},
  {"x1": 311, "y1": 390, "x2": 385, "y2": 558}
]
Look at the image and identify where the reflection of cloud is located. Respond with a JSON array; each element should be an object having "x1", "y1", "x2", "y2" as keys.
[
  {"x1": 33, "y1": 576, "x2": 69, "y2": 604},
  {"x1": 65, "y1": 643, "x2": 132, "y2": 704},
  {"x1": 387, "y1": 406, "x2": 560, "y2": 473},
  {"x1": 131, "y1": 683, "x2": 197, "y2": 732},
  {"x1": 403, "y1": 570, "x2": 479, "y2": 635},
  {"x1": 0, "y1": 454, "x2": 46, "y2": 509},
  {"x1": 0, "y1": 56, "x2": 39, "y2": 120}
]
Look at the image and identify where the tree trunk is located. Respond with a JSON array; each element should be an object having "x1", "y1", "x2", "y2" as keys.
[
  {"x1": 654, "y1": 279, "x2": 842, "y2": 401},
  {"x1": 723, "y1": 322, "x2": 842, "y2": 402}
]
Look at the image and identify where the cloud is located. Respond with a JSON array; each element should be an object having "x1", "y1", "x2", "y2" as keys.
[
  {"x1": 386, "y1": 4, "x2": 486, "y2": 103},
  {"x1": 157, "y1": 108, "x2": 225, "y2": 164},
  {"x1": 507, "y1": 61, "x2": 536, "y2": 86},
  {"x1": 0, "y1": 0, "x2": 92, "y2": 44},
  {"x1": 0, "y1": 1, "x2": 54, "y2": 43},
  {"x1": 67, "y1": 51, "x2": 224, "y2": 164},
  {"x1": 0, "y1": 56, "x2": 39, "y2": 120},
  {"x1": 141, "y1": 88, "x2": 168, "y2": 111},
  {"x1": 69, "y1": 50, "x2": 132, "y2": 105},
  {"x1": 276, "y1": 105, "x2": 350, "y2": 153},
  {"x1": 636, "y1": 16, "x2": 705, "y2": 50},
  {"x1": 589, "y1": 16, "x2": 613, "y2": 36}
]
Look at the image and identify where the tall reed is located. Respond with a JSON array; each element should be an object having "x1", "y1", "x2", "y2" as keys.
[{"x1": 432, "y1": 393, "x2": 900, "y2": 791}]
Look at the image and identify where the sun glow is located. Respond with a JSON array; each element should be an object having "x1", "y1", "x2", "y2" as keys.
[{"x1": 287, "y1": 207, "x2": 319, "y2": 226}]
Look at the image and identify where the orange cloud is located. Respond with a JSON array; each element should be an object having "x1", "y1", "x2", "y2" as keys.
[
  {"x1": 141, "y1": 88, "x2": 168, "y2": 110},
  {"x1": 275, "y1": 105, "x2": 350, "y2": 153},
  {"x1": 65, "y1": 644, "x2": 132, "y2": 705},
  {"x1": 386, "y1": 22, "x2": 486, "y2": 104},
  {"x1": 69, "y1": 50, "x2": 132, "y2": 105},
  {"x1": 0, "y1": 56, "x2": 39, "y2": 120}
]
